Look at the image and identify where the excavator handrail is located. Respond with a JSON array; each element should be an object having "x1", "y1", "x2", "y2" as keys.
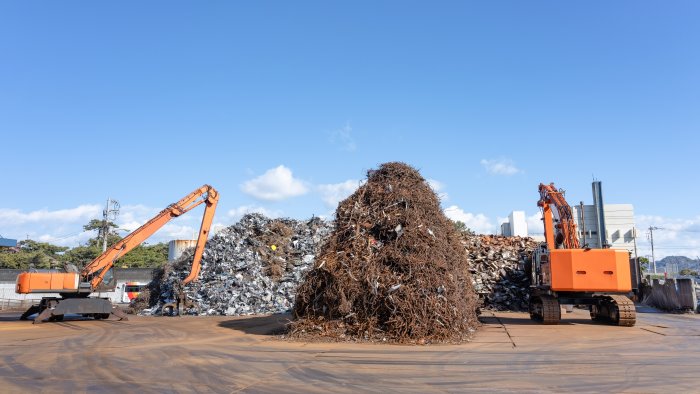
[
  {"x1": 83, "y1": 185, "x2": 219, "y2": 289},
  {"x1": 538, "y1": 183, "x2": 580, "y2": 250}
]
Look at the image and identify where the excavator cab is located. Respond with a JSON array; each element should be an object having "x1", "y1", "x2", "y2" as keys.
[{"x1": 93, "y1": 267, "x2": 116, "y2": 292}]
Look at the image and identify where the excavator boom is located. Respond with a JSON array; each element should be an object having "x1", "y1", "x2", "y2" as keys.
[
  {"x1": 83, "y1": 185, "x2": 218, "y2": 289},
  {"x1": 538, "y1": 183, "x2": 580, "y2": 250}
]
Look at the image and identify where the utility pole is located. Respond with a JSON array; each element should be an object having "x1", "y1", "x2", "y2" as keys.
[
  {"x1": 102, "y1": 198, "x2": 120, "y2": 252},
  {"x1": 647, "y1": 226, "x2": 663, "y2": 274}
]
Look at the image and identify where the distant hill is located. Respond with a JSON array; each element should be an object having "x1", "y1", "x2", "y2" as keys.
[{"x1": 656, "y1": 256, "x2": 700, "y2": 274}]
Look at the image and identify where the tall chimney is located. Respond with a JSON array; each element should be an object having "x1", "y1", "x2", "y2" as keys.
[{"x1": 592, "y1": 181, "x2": 607, "y2": 248}]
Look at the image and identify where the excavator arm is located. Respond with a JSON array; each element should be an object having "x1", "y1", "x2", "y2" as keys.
[
  {"x1": 538, "y1": 183, "x2": 580, "y2": 250},
  {"x1": 83, "y1": 184, "x2": 219, "y2": 290}
]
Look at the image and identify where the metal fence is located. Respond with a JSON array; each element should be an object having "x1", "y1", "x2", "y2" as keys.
[{"x1": 0, "y1": 298, "x2": 35, "y2": 311}]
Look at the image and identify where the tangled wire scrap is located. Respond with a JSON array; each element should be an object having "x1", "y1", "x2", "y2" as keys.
[{"x1": 290, "y1": 162, "x2": 479, "y2": 344}]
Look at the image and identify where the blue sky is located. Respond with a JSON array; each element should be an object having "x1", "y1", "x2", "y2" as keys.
[{"x1": 1, "y1": 2, "x2": 699, "y2": 258}]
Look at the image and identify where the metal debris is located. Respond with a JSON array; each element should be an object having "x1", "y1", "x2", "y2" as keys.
[
  {"x1": 137, "y1": 214, "x2": 332, "y2": 316},
  {"x1": 463, "y1": 234, "x2": 538, "y2": 311}
]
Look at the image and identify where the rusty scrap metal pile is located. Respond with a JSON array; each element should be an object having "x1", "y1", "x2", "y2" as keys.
[
  {"x1": 463, "y1": 234, "x2": 538, "y2": 311},
  {"x1": 289, "y1": 162, "x2": 480, "y2": 344}
]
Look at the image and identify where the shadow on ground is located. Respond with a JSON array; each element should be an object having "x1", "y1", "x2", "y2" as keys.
[
  {"x1": 218, "y1": 313, "x2": 292, "y2": 335},
  {"x1": 479, "y1": 313, "x2": 613, "y2": 326},
  {"x1": 0, "y1": 313, "x2": 21, "y2": 322}
]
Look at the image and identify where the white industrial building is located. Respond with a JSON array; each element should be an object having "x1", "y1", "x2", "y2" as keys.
[
  {"x1": 572, "y1": 204, "x2": 636, "y2": 253},
  {"x1": 500, "y1": 211, "x2": 528, "y2": 237}
]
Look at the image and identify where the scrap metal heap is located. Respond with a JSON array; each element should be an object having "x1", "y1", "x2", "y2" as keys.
[
  {"x1": 289, "y1": 162, "x2": 479, "y2": 344},
  {"x1": 463, "y1": 234, "x2": 538, "y2": 311},
  {"x1": 132, "y1": 214, "x2": 333, "y2": 316}
]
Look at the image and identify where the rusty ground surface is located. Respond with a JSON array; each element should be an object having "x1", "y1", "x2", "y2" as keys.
[{"x1": 0, "y1": 307, "x2": 698, "y2": 393}]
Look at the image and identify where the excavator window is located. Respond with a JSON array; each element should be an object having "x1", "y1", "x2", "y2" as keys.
[{"x1": 102, "y1": 268, "x2": 114, "y2": 286}]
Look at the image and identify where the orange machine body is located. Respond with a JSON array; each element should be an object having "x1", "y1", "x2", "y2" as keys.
[
  {"x1": 16, "y1": 272, "x2": 79, "y2": 294},
  {"x1": 547, "y1": 249, "x2": 632, "y2": 292}
]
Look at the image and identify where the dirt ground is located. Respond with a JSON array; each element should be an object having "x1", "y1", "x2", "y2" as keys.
[{"x1": 0, "y1": 307, "x2": 698, "y2": 393}]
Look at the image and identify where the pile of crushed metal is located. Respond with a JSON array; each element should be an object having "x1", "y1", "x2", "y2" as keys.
[
  {"x1": 288, "y1": 162, "x2": 479, "y2": 344},
  {"x1": 463, "y1": 234, "x2": 538, "y2": 311},
  {"x1": 131, "y1": 214, "x2": 333, "y2": 316}
]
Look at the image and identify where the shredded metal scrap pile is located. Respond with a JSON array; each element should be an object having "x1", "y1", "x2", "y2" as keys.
[
  {"x1": 463, "y1": 234, "x2": 538, "y2": 311},
  {"x1": 136, "y1": 214, "x2": 332, "y2": 316},
  {"x1": 290, "y1": 162, "x2": 479, "y2": 344}
]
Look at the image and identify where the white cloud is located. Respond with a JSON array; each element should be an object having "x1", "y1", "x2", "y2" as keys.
[
  {"x1": 317, "y1": 180, "x2": 362, "y2": 208},
  {"x1": 0, "y1": 205, "x2": 101, "y2": 226},
  {"x1": 227, "y1": 205, "x2": 282, "y2": 221},
  {"x1": 635, "y1": 215, "x2": 700, "y2": 260},
  {"x1": 330, "y1": 123, "x2": 357, "y2": 152},
  {"x1": 241, "y1": 165, "x2": 309, "y2": 201},
  {"x1": 115, "y1": 204, "x2": 159, "y2": 231},
  {"x1": 2, "y1": 202, "x2": 227, "y2": 248},
  {"x1": 443, "y1": 205, "x2": 495, "y2": 234},
  {"x1": 427, "y1": 179, "x2": 449, "y2": 201},
  {"x1": 527, "y1": 211, "x2": 544, "y2": 235},
  {"x1": 480, "y1": 158, "x2": 522, "y2": 176},
  {"x1": 36, "y1": 231, "x2": 94, "y2": 248}
]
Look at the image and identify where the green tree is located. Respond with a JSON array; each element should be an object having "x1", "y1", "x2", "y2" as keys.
[
  {"x1": 679, "y1": 268, "x2": 699, "y2": 276},
  {"x1": 60, "y1": 244, "x2": 102, "y2": 269},
  {"x1": 452, "y1": 220, "x2": 475, "y2": 235},
  {"x1": 83, "y1": 219, "x2": 121, "y2": 249},
  {"x1": 0, "y1": 220, "x2": 169, "y2": 270},
  {"x1": 638, "y1": 257, "x2": 650, "y2": 272},
  {"x1": 0, "y1": 240, "x2": 68, "y2": 270},
  {"x1": 117, "y1": 243, "x2": 169, "y2": 268},
  {"x1": 61, "y1": 220, "x2": 169, "y2": 269}
]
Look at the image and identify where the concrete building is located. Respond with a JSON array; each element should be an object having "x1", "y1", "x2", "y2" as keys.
[
  {"x1": 500, "y1": 211, "x2": 528, "y2": 237},
  {"x1": 572, "y1": 203, "x2": 636, "y2": 253},
  {"x1": 0, "y1": 237, "x2": 17, "y2": 248}
]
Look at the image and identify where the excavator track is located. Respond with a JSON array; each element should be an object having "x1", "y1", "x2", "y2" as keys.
[
  {"x1": 609, "y1": 295, "x2": 636, "y2": 327},
  {"x1": 529, "y1": 295, "x2": 561, "y2": 325},
  {"x1": 590, "y1": 295, "x2": 636, "y2": 327}
]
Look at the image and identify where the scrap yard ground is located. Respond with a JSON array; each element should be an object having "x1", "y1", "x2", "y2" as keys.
[{"x1": 0, "y1": 308, "x2": 698, "y2": 393}]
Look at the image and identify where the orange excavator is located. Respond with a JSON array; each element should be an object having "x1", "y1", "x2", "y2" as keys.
[
  {"x1": 527, "y1": 183, "x2": 636, "y2": 326},
  {"x1": 16, "y1": 185, "x2": 219, "y2": 323}
]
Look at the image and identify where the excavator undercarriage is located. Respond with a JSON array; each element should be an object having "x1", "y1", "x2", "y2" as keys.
[
  {"x1": 19, "y1": 296, "x2": 129, "y2": 323},
  {"x1": 529, "y1": 291, "x2": 636, "y2": 326}
]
